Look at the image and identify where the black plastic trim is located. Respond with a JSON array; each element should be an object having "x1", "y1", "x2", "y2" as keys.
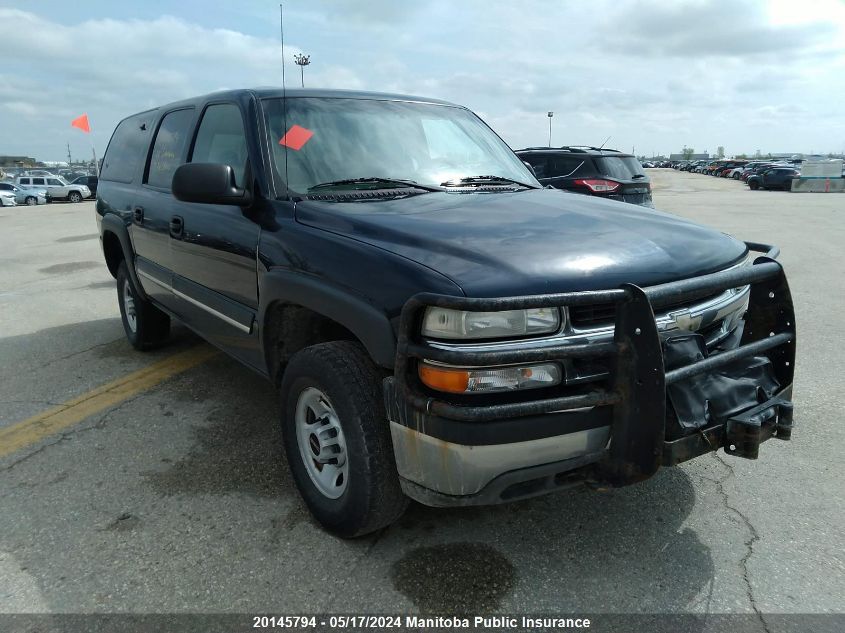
[
  {"x1": 259, "y1": 269, "x2": 396, "y2": 369},
  {"x1": 101, "y1": 213, "x2": 147, "y2": 300}
]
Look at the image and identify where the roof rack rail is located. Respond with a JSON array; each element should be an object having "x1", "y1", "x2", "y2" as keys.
[{"x1": 515, "y1": 146, "x2": 622, "y2": 154}]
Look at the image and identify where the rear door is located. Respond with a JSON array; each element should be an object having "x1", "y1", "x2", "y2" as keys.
[
  {"x1": 133, "y1": 107, "x2": 196, "y2": 312},
  {"x1": 167, "y1": 100, "x2": 261, "y2": 365}
]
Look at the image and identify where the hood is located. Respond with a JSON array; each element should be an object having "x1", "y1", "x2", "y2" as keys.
[{"x1": 294, "y1": 188, "x2": 747, "y2": 297}]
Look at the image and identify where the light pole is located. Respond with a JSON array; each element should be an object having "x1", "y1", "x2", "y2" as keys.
[
  {"x1": 293, "y1": 53, "x2": 311, "y2": 87},
  {"x1": 547, "y1": 111, "x2": 554, "y2": 147}
]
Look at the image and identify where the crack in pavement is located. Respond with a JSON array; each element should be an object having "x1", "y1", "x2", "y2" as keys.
[
  {"x1": 0, "y1": 393, "x2": 143, "y2": 481},
  {"x1": 701, "y1": 453, "x2": 772, "y2": 633}
]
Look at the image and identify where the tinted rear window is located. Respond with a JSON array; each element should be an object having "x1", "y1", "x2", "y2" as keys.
[
  {"x1": 101, "y1": 111, "x2": 154, "y2": 183},
  {"x1": 548, "y1": 156, "x2": 591, "y2": 178},
  {"x1": 595, "y1": 156, "x2": 645, "y2": 179}
]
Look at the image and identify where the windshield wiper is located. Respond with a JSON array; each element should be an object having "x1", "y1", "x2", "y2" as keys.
[
  {"x1": 440, "y1": 175, "x2": 539, "y2": 189},
  {"x1": 308, "y1": 177, "x2": 442, "y2": 193},
  {"x1": 631, "y1": 174, "x2": 646, "y2": 179}
]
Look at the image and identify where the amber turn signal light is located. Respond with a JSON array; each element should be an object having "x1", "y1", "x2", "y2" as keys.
[{"x1": 418, "y1": 364, "x2": 470, "y2": 394}]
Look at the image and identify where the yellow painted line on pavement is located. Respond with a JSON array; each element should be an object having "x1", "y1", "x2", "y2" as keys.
[{"x1": 0, "y1": 345, "x2": 219, "y2": 459}]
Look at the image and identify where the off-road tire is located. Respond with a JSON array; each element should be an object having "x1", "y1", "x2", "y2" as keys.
[
  {"x1": 116, "y1": 261, "x2": 170, "y2": 350},
  {"x1": 280, "y1": 341, "x2": 408, "y2": 537}
]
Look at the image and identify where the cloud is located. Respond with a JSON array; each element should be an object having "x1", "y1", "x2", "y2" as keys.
[
  {"x1": 603, "y1": 0, "x2": 836, "y2": 58},
  {"x1": 0, "y1": 2, "x2": 844, "y2": 161},
  {"x1": 0, "y1": 8, "x2": 362, "y2": 158}
]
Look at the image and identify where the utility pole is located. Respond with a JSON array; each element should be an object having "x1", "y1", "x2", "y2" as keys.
[
  {"x1": 294, "y1": 53, "x2": 311, "y2": 87},
  {"x1": 547, "y1": 112, "x2": 554, "y2": 147},
  {"x1": 66, "y1": 142, "x2": 72, "y2": 167}
]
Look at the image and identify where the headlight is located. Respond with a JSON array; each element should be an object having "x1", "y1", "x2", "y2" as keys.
[
  {"x1": 421, "y1": 307, "x2": 561, "y2": 340},
  {"x1": 419, "y1": 362, "x2": 562, "y2": 394}
]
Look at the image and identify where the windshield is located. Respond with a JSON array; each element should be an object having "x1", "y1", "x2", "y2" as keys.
[{"x1": 263, "y1": 97, "x2": 537, "y2": 194}]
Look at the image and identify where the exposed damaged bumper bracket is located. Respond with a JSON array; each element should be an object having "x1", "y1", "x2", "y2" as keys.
[{"x1": 662, "y1": 389, "x2": 793, "y2": 465}]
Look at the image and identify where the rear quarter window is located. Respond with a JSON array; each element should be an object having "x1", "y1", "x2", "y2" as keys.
[{"x1": 101, "y1": 110, "x2": 155, "y2": 184}]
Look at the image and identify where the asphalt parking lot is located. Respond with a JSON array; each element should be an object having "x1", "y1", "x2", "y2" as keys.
[{"x1": 1, "y1": 171, "x2": 843, "y2": 624}]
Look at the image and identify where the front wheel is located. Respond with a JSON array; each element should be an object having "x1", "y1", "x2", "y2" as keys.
[
  {"x1": 116, "y1": 261, "x2": 170, "y2": 350},
  {"x1": 749, "y1": 180, "x2": 760, "y2": 190},
  {"x1": 280, "y1": 341, "x2": 407, "y2": 537},
  {"x1": 25, "y1": 196, "x2": 38, "y2": 205},
  {"x1": 68, "y1": 191, "x2": 82, "y2": 203}
]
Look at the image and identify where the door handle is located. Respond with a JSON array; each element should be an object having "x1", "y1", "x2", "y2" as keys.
[
  {"x1": 169, "y1": 215, "x2": 184, "y2": 239},
  {"x1": 133, "y1": 206, "x2": 144, "y2": 223}
]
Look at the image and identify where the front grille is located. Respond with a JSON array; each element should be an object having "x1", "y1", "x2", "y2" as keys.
[{"x1": 569, "y1": 287, "x2": 726, "y2": 329}]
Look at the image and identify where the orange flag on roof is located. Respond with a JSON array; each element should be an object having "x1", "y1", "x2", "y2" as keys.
[{"x1": 71, "y1": 113, "x2": 90, "y2": 133}]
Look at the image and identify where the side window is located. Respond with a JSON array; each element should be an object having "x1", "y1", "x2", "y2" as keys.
[
  {"x1": 47, "y1": 178, "x2": 64, "y2": 186},
  {"x1": 32, "y1": 178, "x2": 45, "y2": 185},
  {"x1": 19, "y1": 178, "x2": 30, "y2": 185},
  {"x1": 190, "y1": 104, "x2": 248, "y2": 186},
  {"x1": 101, "y1": 111, "x2": 154, "y2": 184},
  {"x1": 146, "y1": 108, "x2": 194, "y2": 189}
]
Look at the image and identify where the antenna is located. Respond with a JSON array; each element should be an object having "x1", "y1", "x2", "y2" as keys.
[
  {"x1": 279, "y1": 4, "x2": 286, "y2": 90},
  {"x1": 279, "y1": 4, "x2": 290, "y2": 199},
  {"x1": 598, "y1": 135, "x2": 612, "y2": 150}
]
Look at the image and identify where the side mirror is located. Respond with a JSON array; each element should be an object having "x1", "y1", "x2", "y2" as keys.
[
  {"x1": 172, "y1": 163, "x2": 252, "y2": 206},
  {"x1": 522, "y1": 160, "x2": 537, "y2": 177}
]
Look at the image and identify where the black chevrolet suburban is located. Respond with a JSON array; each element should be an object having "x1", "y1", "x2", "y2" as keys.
[{"x1": 96, "y1": 88, "x2": 796, "y2": 537}]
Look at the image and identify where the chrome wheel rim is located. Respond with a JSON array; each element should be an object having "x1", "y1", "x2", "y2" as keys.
[
  {"x1": 295, "y1": 387, "x2": 348, "y2": 499},
  {"x1": 123, "y1": 278, "x2": 137, "y2": 333}
]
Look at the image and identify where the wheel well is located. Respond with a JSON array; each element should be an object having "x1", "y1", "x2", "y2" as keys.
[
  {"x1": 263, "y1": 302, "x2": 360, "y2": 385},
  {"x1": 102, "y1": 231, "x2": 124, "y2": 278}
]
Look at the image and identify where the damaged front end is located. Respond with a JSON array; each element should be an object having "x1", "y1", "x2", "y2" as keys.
[{"x1": 384, "y1": 243, "x2": 796, "y2": 506}]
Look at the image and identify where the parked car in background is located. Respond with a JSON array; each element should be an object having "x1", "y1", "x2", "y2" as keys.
[
  {"x1": 0, "y1": 189, "x2": 17, "y2": 206},
  {"x1": 517, "y1": 146, "x2": 653, "y2": 207},
  {"x1": 16, "y1": 175, "x2": 90, "y2": 202},
  {"x1": 0, "y1": 182, "x2": 48, "y2": 205},
  {"x1": 747, "y1": 167, "x2": 799, "y2": 190},
  {"x1": 71, "y1": 175, "x2": 98, "y2": 195}
]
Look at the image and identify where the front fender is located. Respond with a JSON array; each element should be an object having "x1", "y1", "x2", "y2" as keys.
[{"x1": 259, "y1": 269, "x2": 396, "y2": 369}]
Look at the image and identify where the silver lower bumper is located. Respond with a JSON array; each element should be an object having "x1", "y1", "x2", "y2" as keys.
[{"x1": 389, "y1": 420, "x2": 610, "y2": 501}]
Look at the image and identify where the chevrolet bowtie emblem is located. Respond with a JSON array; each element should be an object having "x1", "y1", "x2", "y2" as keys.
[{"x1": 665, "y1": 309, "x2": 702, "y2": 331}]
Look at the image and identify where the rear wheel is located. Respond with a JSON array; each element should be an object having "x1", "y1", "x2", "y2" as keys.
[
  {"x1": 68, "y1": 191, "x2": 82, "y2": 203},
  {"x1": 280, "y1": 341, "x2": 407, "y2": 537},
  {"x1": 116, "y1": 261, "x2": 170, "y2": 350}
]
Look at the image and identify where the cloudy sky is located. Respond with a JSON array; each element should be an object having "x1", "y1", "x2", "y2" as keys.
[{"x1": 2, "y1": 0, "x2": 845, "y2": 162}]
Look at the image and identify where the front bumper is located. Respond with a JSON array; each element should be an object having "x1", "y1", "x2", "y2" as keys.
[{"x1": 386, "y1": 243, "x2": 796, "y2": 506}]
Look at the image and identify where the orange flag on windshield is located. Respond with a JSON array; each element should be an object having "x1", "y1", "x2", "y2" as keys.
[{"x1": 71, "y1": 114, "x2": 91, "y2": 133}]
